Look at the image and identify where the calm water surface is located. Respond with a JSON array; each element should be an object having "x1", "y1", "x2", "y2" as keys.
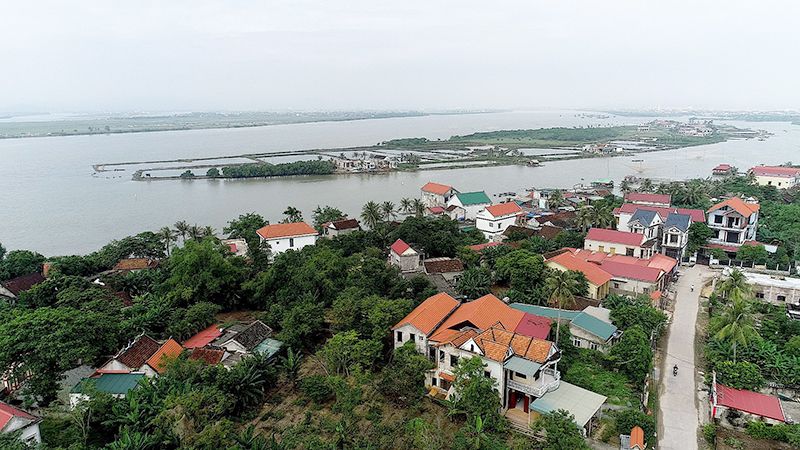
[{"x1": 1, "y1": 111, "x2": 798, "y2": 256}]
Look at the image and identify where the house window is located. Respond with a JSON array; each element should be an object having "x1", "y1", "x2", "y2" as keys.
[
  {"x1": 432, "y1": 378, "x2": 437, "y2": 387},
  {"x1": 489, "y1": 222, "x2": 493, "y2": 228},
  {"x1": 470, "y1": 344, "x2": 474, "y2": 352},
  {"x1": 410, "y1": 333, "x2": 416, "y2": 342},
  {"x1": 614, "y1": 282, "x2": 620, "y2": 289},
  {"x1": 589, "y1": 342, "x2": 599, "y2": 351},
  {"x1": 289, "y1": 238, "x2": 295, "y2": 247},
  {"x1": 714, "y1": 215, "x2": 723, "y2": 224},
  {"x1": 515, "y1": 372, "x2": 527, "y2": 380},
  {"x1": 396, "y1": 331, "x2": 402, "y2": 342},
  {"x1": 626, "y1": 248, "x2": 635, "y2": 257},
  {"x1": 599, "y1": 245, "x2": 605, "y2": 252},
  {"x1": 572, "y1": 337, "x2": 582, "y2": 347},
  {"x1": 439, "y1": 350, "x2": 445, "y2": 361},
  {"x1": 610, "y1": 248, "x2": 616, "y2": 254},
  {"x1": 484, "y1": 371, "x2": 491, "y2": 378},
  {"x1": 450, "y1": 355, "x2": 458, "y2": 368},
  {"x1": 778, "y1": 295, "x2": 787, "y2": 302},
  {"x1": 755, "y1": 292, "x2": 765, "y2": 299}
]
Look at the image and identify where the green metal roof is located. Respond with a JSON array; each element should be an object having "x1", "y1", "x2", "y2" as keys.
[
  {"x1": 571, "y1": 312, "x2": 617, "y2": 341},
  {"x1": 71, "y1": 373, "x2": 144, "y2": 395},
  {"x1": 253, "y1": 337, "x2": 283, "y2": 359},
  {"x1": 454, "y1": 191, "x2": 492, "y2": 206},
  {"x1": 503, "y1": 356, "x2": 541, "y2": 377},
  {"x1": 529, "y1": 381, "x2": 607, "y2": 428},
  {"x1": 509, "y1": 303, "x2": 581, "y2": 320}
]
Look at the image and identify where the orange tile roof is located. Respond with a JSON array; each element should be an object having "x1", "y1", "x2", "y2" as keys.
[
  {"x1": 708, "y1": 197, "x2": 759, "y2": 217},
  {"x1": 435, "y1": 329, "x2": 479, "y2": 348},
  {"x1": 439, "y1": 372, "x2": 455, "y2": 382},
  {"x1": 546, "y1": 251, "x2": 613, "y2": 286},
  {"x1": 482, "y1": 340, "x2": 510, "y2": 362},
  {"x1": 421, "y1": 182, "x2": 454, "y2": 195},
  {"x1": 113, "y1": 258, "x2": 158, "y2": 271},
  {"x1": 256, "y1": 222, "x2": 317, "y2": 239},
  {"x1": 182, "y1": 324, "x2": 223, "y2": 349},
  {"x1": 485, "y1": 202, "x2": 522, "y2": 217},
  {"x1": 429, "y1": 295, "x2": 525, "y2": 342},
  {"x1": 630, "y1": 426, "x2": 645, "y2": 449},
  {"x1": 146, "y1": 339, "x2": 184, "y2": 373},
  {"x1": 392, "y1": 292, "x2": 460, "y2": 335},
  {"x1": 472, "y1": 324, "x2": 553, "y2": 363}
]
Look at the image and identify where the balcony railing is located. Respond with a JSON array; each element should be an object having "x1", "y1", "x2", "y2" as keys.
[{"x1": 507, "y1": 369, "x2": 560, "y2": 398}]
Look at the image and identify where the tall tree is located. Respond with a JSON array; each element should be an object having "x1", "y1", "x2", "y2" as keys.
[
  {"x1": 638, "y1": 178, "x2": 654, "y2": 193},
  {"x1": 545, "y1": 269, "x2": 578, "y2": 345},
  {"x1": 381, "y1": 201, "x2": 397, "y2": 222},
  {"x1": 716, "y1": 269, "x2": 753, "y2": 302},
  {"x1": 311, "y1": 205, "x2": 345, "y2": 231},
  {"x1": 400, "y1": 198, "x2": 412, "y2": 215},
  {"x1": 223, "y1": 213, "x2": 268, "y2": 242},
  {"x1": 548, "y1": 189, "x2": 567, "y2": 210},
  {"x1": 281, "y1": 206, "x2": 303, "y2": 224},
  {"x1": 361, "y1": 201, "x2": 383, "y2": 229},
  {"x1": 174, "y1": 220, "x2": 190, "y2": 245},
  {"x1": 711, "y1": 297, "x2": 759, "y2": 363},
  {"x1": 411, "y1": 198, "x2": 426, "y2": 217},
  {"x1": 157, "y1": 226, "x2": 177, "y2": 257}
]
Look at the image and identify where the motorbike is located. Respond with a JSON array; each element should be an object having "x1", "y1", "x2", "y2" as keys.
[{"x1": 673, "y1": 365, "x2": 678, "y2": 376}]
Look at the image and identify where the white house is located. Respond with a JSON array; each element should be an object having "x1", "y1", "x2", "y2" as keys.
[
  {"x1": 256, "y1": 222, "x2": 318, "y2": 255},
  {"x1": 661, "y1": 213, "x2": 692, "y2": 259},
  {"x1": 706, "y1": 197, "x2": 759, "y2": 249},
  {"x1": 476, "y1": 203, "x2": 523, "y2": 240},
  {"x1": 446, "y1": 191, "x2": 492, "y2": 221},
  {"x1": 214, "y1": 321, "x2": 274, "y2": 354},
  {"x1": 322, "y1": 218, "x2": 361, "y2": 238},
  {"x1": 389, "y1": 239, "x2": 421, "y2": 272},
  {"x1": 421, "y1": 182, "x2": 459, "y2": 208},
  {"x1": 70, "y1": 373, "x2": 144, "y2": 409},
  {"x1": 625, "y1": 209, "x2": 663, "y2": 242},
  {"x1": 0, "y1": 401, "x2": 41, "y2": 445}
]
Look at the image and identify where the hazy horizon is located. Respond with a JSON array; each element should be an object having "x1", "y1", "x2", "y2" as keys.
[{"x1": 2, "y1": 1, "x2": 798, "y2": 113}]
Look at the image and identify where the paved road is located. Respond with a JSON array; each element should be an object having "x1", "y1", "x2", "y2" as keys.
[{"x1": 658, "y1": 265, "x2": 711, "y2": 450}]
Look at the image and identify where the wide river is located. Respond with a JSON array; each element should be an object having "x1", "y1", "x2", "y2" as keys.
[{"x1": 1, "y1": 110, "x2": 798, "y2": 256}]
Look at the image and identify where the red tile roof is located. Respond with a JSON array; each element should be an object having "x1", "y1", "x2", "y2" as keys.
[
  {"x1": 182, "y1": 324, "x2": 224, "y2": 349},
  {"x1": 390, "y1": 239, "x2": 412, "y2": 255},
  {"x1": 113, "y1": 258, "x2": 159, "y2": 271},
  {"x1": 615, "y1": 203, "x2": 675, "y2": 219},
  {"x1": 708, "y1": 197, "x2": 759, "y2": 217},
  {"x1": 116, "y1": 335, "x2": 160, "y2": 369},
  {"x1": 586, "y1": 228, "x2": 645, "y2": 246},
  {"x1": 189, "y1": 347, "x2": 225, "y2": 365},
  {"x1": 392, "y1": 292, "x2": 460, "y2": 335},
  {"x1": 468, "y1": 242, "x2": 503, "y2": 252},
  {"x1": 716, "y1": 383, "x2": 785, "y2": 422},
  {"x1": 546, "y1": 251, "x2": 613, "y2": 286},
  {"x1": 0, "y1": 401, "x2": 35, "y2": 430},
  {"x1": 428, "y1": 206, "x2": 445, "y2": 213},
  {"x1": 624, "y1": 193, "x2": 671, "y2": 204},
  {"x1": 567, "y1": 248, "x2": 675, "y2": 281},
  {"x1": 485, "y1": 202, "x2": 522, "y2": 217},
  {"x1": 748, "y1": 166, "x2": 800, "y2": 177},
  {"x1": 2, "y1": 273, "x2": 45, "y2": 296},
  {"x1": 514, "y1": 313, "x2": 552, "y2": 340},
  {"x1": 598, "y1": 261, "x2": 663, "y2": 282},
  {"x1": 329, "y1": 218, "x2": 360, "y2": 230},
  {"x1": 421, "y1": 182, "x2": 455, "y2": 195},
  {"x1": 429, "y1": 295, "x2": 525, "y2": 342},
  {"x1": 676, "y1": 208, "x2": 706, "y2": 223},
  {"x1": 649, "y1": 291, "x2": 662, "y2": 301},
  {"x1": 424, "y1": 258, "x2": 464, "y2": 274},
  {"x1": 146, "y1": 339, "x2": 184, "y2": 373},
  {"x1": 256, "y1": 222, "x2": 317, "y2": 239}
]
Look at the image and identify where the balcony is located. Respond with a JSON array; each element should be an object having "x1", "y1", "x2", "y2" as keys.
[{"x1": 507, "y1": 368, "x2": 560, "y2": 398}]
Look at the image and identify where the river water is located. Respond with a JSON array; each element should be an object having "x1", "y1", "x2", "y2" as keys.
[{"x1": 1, "y1": 110, "x2": 798, "y2": 256}]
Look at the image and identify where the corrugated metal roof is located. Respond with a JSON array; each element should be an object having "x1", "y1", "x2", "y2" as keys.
[
  {"x1": 71, "y1": 373, "x2": 144, "y2": 395},
  {"x1": 503, "y1": 356, "x2": 541, "y2": 377},
  {"x1": 508, "y1": 303, "x2": 581, "y2": 320},
  {"x1": 529, "y1": 381, "x2": 607, "y2": 428},
  {"x1": 253, "y1": 337, "x2": 283, "y2": 358},
  {"x1": 571, "y1": 312, "x2": 617, "y2": 341},
  {"x1": 454, "y1": 191, "x2": 491, "y2": 206}
]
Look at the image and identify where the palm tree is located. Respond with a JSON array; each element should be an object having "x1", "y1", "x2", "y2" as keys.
[
  {"x1": 638, "y1": 178, "x2": 654, "y2": 193},
  {"x1": 282, "y1": 206, "x2": 303, "y2": 224},
  {"x1": 174, "y1": 221, "x2": 190, "y2": 245},
  {"x1": 381, "y1": 201, "x2": 397, "y2": 222},
  {"x1": 158, "y1": 226, "x2": 177, "y2": 256},
  {"x1": 592, "y1": 205, "x2": 615, "y2": 229},
  {"x1": 361, "y1": 201, "x2": 383, "y2": 229},
  {"x1": 683, "y1": 182, "x2": 706, "y2": 208},
  {"x1": 202, "y1": 226, "x2": 216, "y2": 240},
  {"x1": 576, "y1": 207, "x2": 594, "y2": 232},
  {"x1": 411, "y1": 198, "x2": 426, "y2": 217},
  {"x1": 619, "y1": 180, "x2": 632, "y2": 195},
  {"x1": 716, "y1": 269, "x2": 753, "y2": 302},
  {"x1": 711, "y1": 297, "x2": 759, "y2": 363},
  {"x1": 545, "y1": 270, "x2": 578, "y2": 345},
  {"x1": 548, "y1": 189, "x2": 567, "y2": 211},
  {"x1": 400, "y1": 198, "x2": 412, "y2": 215}
]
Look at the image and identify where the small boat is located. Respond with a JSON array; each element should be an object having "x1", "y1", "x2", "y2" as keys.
[
  {"x1": 631, "y1": 159, "x2": 644, "y2": 162},
  {"x1": 592, "y1": 179, "x2": 614, "y2": 188}
]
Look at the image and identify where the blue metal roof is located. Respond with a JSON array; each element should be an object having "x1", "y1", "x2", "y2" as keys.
[
  {"x1": 504, "y1": 356, "x2": 542, "y2": 377},
  {"x1": 571, "y1": 312, "x2": 617, "y2": 341},
  {"x1": 629, "y1": 209, "x2": 659, "y2": 227},
  {"x1": 509, "y1": 303, "x2": 581, "y2": 320},
  {"x1": 664, "y1": 213, "x2": 691, "y2": 233}
]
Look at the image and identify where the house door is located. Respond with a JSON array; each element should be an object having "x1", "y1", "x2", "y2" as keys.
[
  {"x1": 509, "y1": 390, "x2": 516, "y2": 409},
  {"x1": 523, "y1": 395, "x2": 530, "y2": 413}
]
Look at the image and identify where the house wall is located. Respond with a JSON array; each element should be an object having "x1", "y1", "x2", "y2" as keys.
[
  {"x1": 220, "y1": 339, "x2": 248, "y2": 354},
  {"x1": 569, "y1": 325, "x2": 609, "y2": 354},
  {"x1": 390, "y1": 252, "x2": 419, "y2": 272},
  {"x1": 661, "y1": 227, "x2": 689, "y2": 259},
  {"x1": 263, "y1": 234, "x2": 317, "y2": 255},
  {"x1": 3, "y1": 419, "x2": 42, "y2": 444},
  {"x1": 422, "y1": 189, "x2": 457, "y2": 208},
  {"x1": 476, "y1": 214, "x2": 518, "y2": 239},
  {"x1": 753, "y1": 284, "x2": 800, "y2": 308},
  {"x1": 70, "y1": 392, "x2": 126, "y2": 410},
  {"x1": 100, "y1": 359, "x2": 134, "y2": 372},
  {"x1": 448, "y1": 197, "x2": 491, "y2": 221},
  {"x1": 140, "y1": 364, "x2": 159, "y2": 378},
  {"x1": 585, "y1": 238, "x2": 646, "y2": 258},
  {"x1": 754, "y1": 175, "x2": 799, "y2": 189},
  {"x1": 324, "y1": 227, "x2": 358, "y2": 238},
  {"x1": 393, "y1": 324, "x2": 428, "y2": 353},
  {"x1": 608, "y1": 277, "x2": 658, "y2": 297},
  {"x1": 545, "y1": 261, "x2": 609, "y2": 301},
  {"x1": 429, "y1": 343, "x2": 504, "y2": 393}
]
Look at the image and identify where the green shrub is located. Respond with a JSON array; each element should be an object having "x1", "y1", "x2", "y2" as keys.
[
  {"x1": 615, "y1": 409, "x2": 656, "y2": 447},
  {"x1": 708, "y1": 361, "x2": 764, "y2": 391},
  {"x1": 703, "y1": 423, "x2": 716, "y2": 446},
  {"x1": 301, "y1": 375, "x2": 333, "y2": 402}
]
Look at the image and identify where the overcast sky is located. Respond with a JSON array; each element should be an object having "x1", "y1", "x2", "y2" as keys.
[{"x1": 1, "y1": 1, "x2": 797, "y2": 113}]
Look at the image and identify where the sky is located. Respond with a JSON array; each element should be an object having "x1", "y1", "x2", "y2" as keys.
[{"x1": 1, "y1": 1, "x2": 797, "y2": 113}]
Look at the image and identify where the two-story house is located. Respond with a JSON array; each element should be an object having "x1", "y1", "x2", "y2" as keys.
[
  {"x1": 421, "y1": 182, "x2": 459, "y2": 208},
  {"x1": 446, "y1": 191, "x2": 492, "y2": 221},
  {"x1": 585, "y1": 228, "x2": 656, "y2": 258},
  {"x1": 625, "y1": 209, "x2": 663, "y2": 246},
  {"x1": 661, "y1": 213, "x2": 692, "y2": 259},
  {"x1": 476, "y1": 203, "x2": 523, "y2": 240},
  {"x1": 544, "y1": 251, "x2": 612, "y2": 301},
  {"x1": 706, "y1": 197, "x2": 759, "y2": 249},
  {"x1": 389, "y1": 239, "x2": 421, "y2": 272},
  {"x1": 256, "y1": 222, "x2": 318, "y2": 255}
]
